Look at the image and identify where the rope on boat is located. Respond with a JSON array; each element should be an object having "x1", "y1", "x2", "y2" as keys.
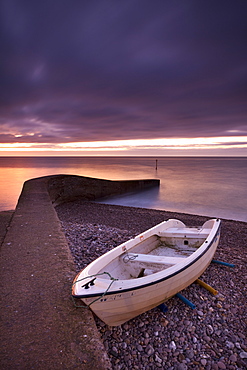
[
  {"x1": 87, "y1": 277, "x2": 118, "y2": 307},
  {"x1": 72, "y1": 271, "x2": 118, "y2": 309},
  {"x1": 72, "y1": 271, "x2": 114, "y2": 285},
  {"x1": 122, "y1": 252, "x2": 138, "y2": 263}
]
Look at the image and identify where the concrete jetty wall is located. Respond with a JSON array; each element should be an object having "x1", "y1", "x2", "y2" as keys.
[
  {"x1": 47, "y1": 174, "x2": 160, "y2": 206},
  {"x1": 0, "y1": 174, "x2": 159, "y2": 370}
]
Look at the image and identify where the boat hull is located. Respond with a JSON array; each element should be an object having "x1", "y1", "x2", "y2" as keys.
[{"x1": 73, "y1": 219, "x2": 221, "y2": 326}]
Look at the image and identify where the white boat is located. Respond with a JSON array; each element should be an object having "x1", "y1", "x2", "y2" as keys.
[{"x1": 72, "y1": 218, "x2": 221, "y2": 326}]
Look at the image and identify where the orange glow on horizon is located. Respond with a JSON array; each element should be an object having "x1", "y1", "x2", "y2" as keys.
[{"x1": 0, "y1": 136, "x2": 247, "y2": 153}]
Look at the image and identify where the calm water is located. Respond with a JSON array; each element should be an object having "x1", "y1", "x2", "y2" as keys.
[{"x1": 0, "y1": 156, "x2": 246, "y2": 222}]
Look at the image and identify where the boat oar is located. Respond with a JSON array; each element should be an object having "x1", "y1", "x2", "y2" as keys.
[
  {"x1": 196, "y1": 279, "x2": 218, "y2": 295},
  {"x1": 175, "y1": 293, "x2": 196, "y2": 309},
  {"x1": 212, "y1": 260, "x2": 235, "y2": 268}
]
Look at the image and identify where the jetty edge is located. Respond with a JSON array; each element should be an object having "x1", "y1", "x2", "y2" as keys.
[{"x1": 0, "y1": 174, "x2": 159, "y2": 370}]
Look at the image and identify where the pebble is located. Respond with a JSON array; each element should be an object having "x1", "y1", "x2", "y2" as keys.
[
  {"x1": 169, "y1": 341, "x2": 177, "y2": 351},
  {"x1": 201, "y1": 358, "x2": 207, "y2": 366},
  {"x1": 229, "y1": 354, "x2": 237, "y2": 362},
  {"x1": 240, "y1": 352, "x2": 247, "y2": 359},
  {"x1": 217, "y1": 361, "x2": 226, "y2": 369},
  {"x1": 177, "y1": 364, "x2": 188, "y2": 370},
  {"x1": 57, "y1": 201, "x2": 247, "y2": 370},
  {"x1": 145, "y1": 344, "x2": 154, "y2": 356},
  {"x1": 207, "y1": 324, "x2": 214, "y2": 335},
  {"x1": 197, "y1": 310, "x2": 204, "y2": 316},
  {"x1": 226, "y1": 340, "x2": 235, "y2": 349}
]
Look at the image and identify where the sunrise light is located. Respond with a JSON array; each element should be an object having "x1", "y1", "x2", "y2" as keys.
[{"x1": 0, "y1": 136, "x2": 247, "y2": 155}]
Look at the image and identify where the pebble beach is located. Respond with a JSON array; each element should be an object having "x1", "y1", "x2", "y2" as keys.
[{"x1": 56, "y1": 200, "x2": 247, "y2": 370}]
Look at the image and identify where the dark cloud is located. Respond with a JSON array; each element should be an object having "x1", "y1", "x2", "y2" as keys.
[{"x1": 1, "y1": 0, "x2": 247, "y2": 145}]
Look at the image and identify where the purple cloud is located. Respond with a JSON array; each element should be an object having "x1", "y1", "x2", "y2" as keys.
[{"x1": 0, "y1": 0, "x2": 247, "y2": 146}]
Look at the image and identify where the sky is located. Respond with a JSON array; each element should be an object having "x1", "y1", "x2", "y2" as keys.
[{"x1": 0, "y1": 0, "x2": 247, "y2": 156}]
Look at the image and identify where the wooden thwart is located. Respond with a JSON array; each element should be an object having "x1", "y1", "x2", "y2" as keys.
[
  {"x1": 159, "y1": 228, "x2": 210, "y2": 239},
  {"x1": 124, "y1": 253, "x2": 186, "y2": 266}
]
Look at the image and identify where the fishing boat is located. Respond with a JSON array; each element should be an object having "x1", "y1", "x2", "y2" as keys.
[{"x1": 72, "y1": 218, "x2": 221, "y2": 326}]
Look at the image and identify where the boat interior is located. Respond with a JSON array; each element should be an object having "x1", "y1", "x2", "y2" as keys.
[{"x1": 98, "y1": 226, "x2": 211, "y2": 280}]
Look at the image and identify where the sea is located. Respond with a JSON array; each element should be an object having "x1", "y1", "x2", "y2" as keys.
[{"x1": 0, "y1": 156, "x2": 246, "y2": 222}]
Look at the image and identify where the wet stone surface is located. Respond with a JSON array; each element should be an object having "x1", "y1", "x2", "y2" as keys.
[{"x1": 57, "y1": 201, "x2": 247, "y2": 370}]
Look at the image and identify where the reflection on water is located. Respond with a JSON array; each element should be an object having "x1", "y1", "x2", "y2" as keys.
[
  {"x1": 96, "y1": 157, "x2": 247, "y2": 222},
  {"x1": 98, "y1": 186, "x2": 161, "y2": 209},
  {"x1": 0, "y1": 156, "x2": 246, "y2": 222},
  {"x1": 0, "y1": 157, "x2": 160, "y2": 211}
]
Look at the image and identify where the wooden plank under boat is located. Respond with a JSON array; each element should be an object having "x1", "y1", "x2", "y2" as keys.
[{"x1": 72, "y1": 218, "x2": 221, "y2": 326}]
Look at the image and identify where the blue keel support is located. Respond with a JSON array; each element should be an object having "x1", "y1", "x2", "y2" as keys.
[
  {"x1": 212, "y1": 260, "x2": 235, "y2": 268},
  {"x1": 158, "y1": 303, "x2": 168, "y2": 313},
  {"x1": 176, "y1": 293, "x2": 196, "y2": 309}
]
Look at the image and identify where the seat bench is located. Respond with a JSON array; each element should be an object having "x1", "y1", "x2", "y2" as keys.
[
  {"x1": 123, "y1": 253, "x2": 186, "y2": 266},
  {"x1": 158, "y1": 228, "x2": 210, "y2": 239}
]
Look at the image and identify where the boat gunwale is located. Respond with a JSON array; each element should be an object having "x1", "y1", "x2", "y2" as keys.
[{"x1": 73, "y1": 219, "x2": 221, "y2": 299}]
